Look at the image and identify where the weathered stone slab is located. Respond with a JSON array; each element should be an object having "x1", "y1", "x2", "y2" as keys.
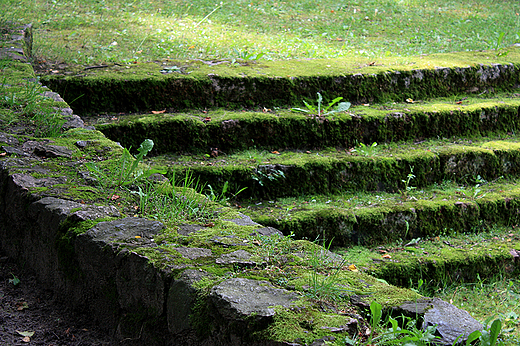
[
  {"x1": 210, "y1": 278, "x2": 299, "y2": 321},
  {"x1": 215, "y1": 249, "x2": 262, "y2": 267},
  {"x1": 176, "y1": 247, "x2": 213, "y2": 259},
  {"x1": 82, "y1": 217, "x2": 164, "y2": 244},
  {"x1": 398, "y1": 298, "x2": 483, "y2": 345}
]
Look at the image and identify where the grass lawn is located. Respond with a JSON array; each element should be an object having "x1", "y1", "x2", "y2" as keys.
[{"x1": 3, "y1": 0, "x2": 520, "y2": 64}]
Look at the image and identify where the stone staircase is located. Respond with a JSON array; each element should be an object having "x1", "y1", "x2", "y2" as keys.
[
  {"x1": 58, "y1": 56, "x2": 520, "y2": 289},
  {"x1": 3, "y1": 20, "x2": 520, "y2": 345}
]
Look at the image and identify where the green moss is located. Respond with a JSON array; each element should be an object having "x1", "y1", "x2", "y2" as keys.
[{"x1": 39, "y1": 48, "x2": 520, "y2": 115}]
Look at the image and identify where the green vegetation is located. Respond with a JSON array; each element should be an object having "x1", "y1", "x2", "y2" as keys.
[
  {"x1": 3, "y1": 1, "x2": 520, "y2": 344},
  {"x1": 4, "y1": 0, "x2": 520, "y2": 64},
  {"x1": 84, "y1": 138, "x2": 159, "y2": 190},
  {"x1": 0, "y1": 59, "x2": 65, "y2": 137},
  {"x1": 291, "y1": 92, "x2": 351, "y2": 116}
]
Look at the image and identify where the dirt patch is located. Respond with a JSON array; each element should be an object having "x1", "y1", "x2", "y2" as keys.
[{"x1": 0, "y1": 253, "x2": 112, "y2": 345}]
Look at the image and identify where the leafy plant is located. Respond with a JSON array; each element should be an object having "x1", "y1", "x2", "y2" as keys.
[
  {"x1": 9, "y1": 273, "x2": 20, "y2": 286},
  {"x1": 353, "y1": 142, "x2": 378, "y2": 157},
  {"x1": 291, "y1": 92, "x2": 351, "y2": 116},
  {"x1": 85, "y1": 139, "x2": 162, "y2": 191},
  {"x1": 469, "y1": 174, "x2": 487, "y2": 201},
  {"x1": 400, "y1": 166, "x2": 417, "y2": 199},
  {"x1": 367, "y1": 301, "x2": 383, "y2": 344},
  {"x1": 494, "y1": 32, "x2": 509, "y2": 57},
  {"x1": 478, "y1": 318, "x2": 505, "y2": 346},
  {"x1": 252, "y1": 168, "x2": 286, "y2": 187},
  {"x1": 230, "y1": 48, "x2": 265, "y2": 64}
]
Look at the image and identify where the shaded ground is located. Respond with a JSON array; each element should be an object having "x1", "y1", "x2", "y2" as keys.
[{"x1": 0, "y1": 253, "x2": 113, "y2": 346}]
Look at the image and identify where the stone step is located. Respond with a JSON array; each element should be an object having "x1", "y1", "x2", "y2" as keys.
[
  {"x1": 336, "y1": 225, "x2": 520, "y2": 288},
  {"x1": 38, "y1": 49, "x2": 520, "y2": 115},
  {"x1": 151, "y1": 135, "x2": 520, "y2": 200},
  {"x1": 95, "y1": 91, "x2": 520, "y2": 155},
  {"x1": 235, "y1": 177, "x2": 520, "y2": 248}
]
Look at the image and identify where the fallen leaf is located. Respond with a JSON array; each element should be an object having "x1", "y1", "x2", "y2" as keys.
[
  {"x1": 204, "y1": 222, "x2": 215, "y2": 227},
  {"x1": 16, "y1": 302, "x2": 29, "y2": 310},
  {"x1": 456, "y1": 101, "x2": 463, "y2": 104},
  {"x1": 0, "y1": 152, "x2": 6, "y2": 156},
  {"x1": 16, "y1": 331, "x2": 34, "y2": 337},
  {"x1": 22, "y1": 336, "x2": 31, "y2": 343},
  {"x1": 110, "y1": 195, "x2": 120, "y2": 200},
  {"x1": 348, "y1": 264, "x2": 358, "y2": 272},
  {"x1": 406, "y1": 98, "x2": 414, "y2": 103},
  {"x1": 271, "y1": 151, "x2": 280, "y2": 155},
  {"x1": 151, "y1": 109, "x2": 166, "y2": 114},
  {"x1": 135, "y1": 236, "x2": 141, "y2": 239},
  {"x1": 382, "y1": 254, "x2": 391, "y2": 259}
]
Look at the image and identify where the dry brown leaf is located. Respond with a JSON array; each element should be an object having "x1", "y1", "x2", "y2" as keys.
[
  {"x1": 151, "y1": 109, "x2": 166, "y2": 114},
  {"x1": 347, "y1": 264, "x2": 358, "y2": 272}
]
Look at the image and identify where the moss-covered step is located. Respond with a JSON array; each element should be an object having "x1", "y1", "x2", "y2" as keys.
[
  {"x1": 336, "y1": 225, "x2": 520, "y2": 287},
  {"x1": 233, "y1": 177, "x2": 520, "y2": 248},
  {"x1": 37, "y1": 49, "x2": 520, "y2": 115},
  {"x1": 146, "y1": 136, "x2": 520, "y2": 200},
  {"x1": 94, "y1": 92, "x2": 520, "y2": 155}
]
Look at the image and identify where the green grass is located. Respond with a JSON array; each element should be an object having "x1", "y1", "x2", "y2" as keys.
[{"x1": 3, "y1": 0, "x2": 520, "y2": 64}]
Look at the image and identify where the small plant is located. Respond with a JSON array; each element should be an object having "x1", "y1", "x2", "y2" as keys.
[
  {"x1": 291, "y1": 92, "x2": 351, "y2": 116},
  {"x1": 8, "y1": 273, "x2": 20, "y2": 286},
  {"x1": 400, "y1": 166, "x2": 417, "y2": 199},
  {"x1": 306, "y1": 238, "x2": 351, "y2": 302},
  {"x1": 252, "y1": 168, "x2": 286, "y2": 187},
  {"x1": 494, "y1": 31, "x2": 509, "y2": 57},
  {"x1": 230, "y1": 48, "x2": 265, "y2": 64},
  {"x1": 250, "y1": 231, "x2": 295, "y2": 265},
  {"x1": 353, "y1": 142, "x2": 378, "y2": 156},
  {"x1": 367, "y1": 301, "x2": 383, "y2": 345},
  {"x1": 85, "y1": 139, "x2": 161, "y2": 191},
  {"x1": 206, "y1": 181, "x2": 247, "y2": 205},
  {"x1": 449, "y1": 318, "x2": 505, "y2": 346},
  {"x1": 469, "y1": 174, "x2": 487, "y2": 201}
]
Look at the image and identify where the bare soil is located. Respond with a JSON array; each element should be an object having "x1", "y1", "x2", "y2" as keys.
[{"x1": 0, "y1": 253, "x2": 113, "y2": 346}]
